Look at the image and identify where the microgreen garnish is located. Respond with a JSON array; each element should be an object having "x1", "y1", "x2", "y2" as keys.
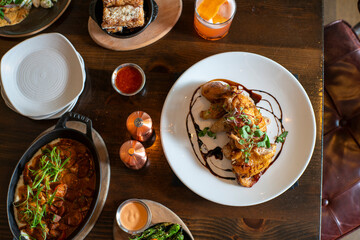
[
  {"x1": 257, "y1": 134, "x2": 271, "y2": 148},
  {"x1": 244, "y1": 151, "x2": 251, "y2": 163},
  {"x1": 254, "y1": 129, "x2": 264, "y2": 137},
  {"x1": 275, "y1": 131, "x2": 289, "y2": 143},
  {"x1": 239, "y1": 125, "x2": 251, "y2": 139},
  {"x1": 0, "y1": 0, "x2": 13, "y2": 5},
  {"x1": 47, "y1": 188, "x2": 58, "y2": 205},
  {"x1": 15, "y1": 146, "x2": 70, "y2": 239},
  {"x1": 198, "y1": 127, "x2": 217, "y2": 139},
  {"x1": 0, "y1": 0, "x2": 18, "y2": 20}
]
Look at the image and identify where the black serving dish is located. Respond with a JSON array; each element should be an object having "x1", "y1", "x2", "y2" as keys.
[
  {"x1": 89, "y1": 0, "x2": 158, "y2": 38},
  {"x1": 7, "y1": 112, "x2": 102, "y2": 240},
  {"x1": 0, "y1": 0, "x2": 71, "y2": 38}
]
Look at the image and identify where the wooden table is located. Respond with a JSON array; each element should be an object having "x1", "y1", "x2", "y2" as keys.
[{"x1": 0, "y1": 0, "x2": 323, "y2": 239}]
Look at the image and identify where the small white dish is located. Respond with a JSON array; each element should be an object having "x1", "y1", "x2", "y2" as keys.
[{"x1": 0, "y1": 33, "x2": 84, "y2": 117}]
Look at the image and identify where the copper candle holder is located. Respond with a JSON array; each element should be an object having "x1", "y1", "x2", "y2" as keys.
[
  {"x1": 119, "y1": 140, "x2": 147, "y2": 170},
  {"x1": 126, "y1": 111, "x2": 156, "y2": 147}
]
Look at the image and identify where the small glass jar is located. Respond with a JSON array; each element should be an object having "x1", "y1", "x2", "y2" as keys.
[{"x1": 116, "y1": 199, "x2": 152, "y2": 235}]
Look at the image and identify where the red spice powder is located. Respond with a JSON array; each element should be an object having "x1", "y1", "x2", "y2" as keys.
[{"x1": 115, "y1": 66, "x2": 143, "y2": 94}]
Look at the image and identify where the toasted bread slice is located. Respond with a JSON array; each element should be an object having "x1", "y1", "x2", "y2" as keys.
[
  {"x1": 101, "y1": 5, "x2": 145, "y2": 30},
  {"x1": 103, "y1": 0, "x2": 143, "y2": 7}
]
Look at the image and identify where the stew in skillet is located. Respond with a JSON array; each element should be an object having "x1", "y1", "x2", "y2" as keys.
[{"x1": 13, "y1": 138, "x2": 96, "y2": 240}]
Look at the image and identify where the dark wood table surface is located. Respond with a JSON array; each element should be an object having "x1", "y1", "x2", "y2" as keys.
[{"x1": 0, "y1": 0, "x2": 323, "y2": 239}]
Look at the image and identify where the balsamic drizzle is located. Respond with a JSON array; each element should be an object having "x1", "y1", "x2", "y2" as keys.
[
  {"x1": 186, "y1": 86, "x2": 235, "y2": 180},
  {"x1": 186, "y1": 80, "x2": 288, "y2": 182}
]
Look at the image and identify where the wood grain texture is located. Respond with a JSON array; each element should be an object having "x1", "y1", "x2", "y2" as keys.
[
  {"x1": 0, "y1": 0, "x2": 323, "y2": 239},
  {"x1": 88, "y1": 0, "x2": 182, "y2": 51}
]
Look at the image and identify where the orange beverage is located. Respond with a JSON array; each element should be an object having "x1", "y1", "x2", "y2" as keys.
[{"x1": 194, "y1": 0, "x2": 236, "y2": 40}]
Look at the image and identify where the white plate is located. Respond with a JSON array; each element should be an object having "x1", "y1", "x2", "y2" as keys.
[
  {"x1": 160, "y1": 52, "x2": 316, "y2": 206},
  {"x1": 1, "y1": 51, "x2": 86, "y2": 120},
  {"x1": 0, "y1": 33, "x2": 84, "y2": 117}
]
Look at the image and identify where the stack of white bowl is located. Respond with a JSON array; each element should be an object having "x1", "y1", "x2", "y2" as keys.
[{"x1": 0, "y1": 33, "x2": 86, "y2": 120}]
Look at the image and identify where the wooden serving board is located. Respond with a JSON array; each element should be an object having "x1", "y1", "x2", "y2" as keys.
[
  {"x1": 88, "y1": 0, "x2": 182, "y2": 51},
  {"x1": 113, "y1": 199, "x2": 194, "y2": 240}
]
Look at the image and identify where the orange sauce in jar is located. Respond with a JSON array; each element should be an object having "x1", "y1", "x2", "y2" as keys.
[
  {"x1": 119, "y1": 201, "x2": 149, "y2": 231},
  {"x1": 115, "y1": 66, "x2": 143, "y2": 94}
]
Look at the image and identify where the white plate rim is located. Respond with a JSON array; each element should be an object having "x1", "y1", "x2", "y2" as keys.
[{"x1": 160, "y1": 51, "x2": 316, "y2": 206}]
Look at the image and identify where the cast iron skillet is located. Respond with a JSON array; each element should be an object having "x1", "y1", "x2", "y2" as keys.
[
  {"x1": 89, "y1": 0, "x2": 158, "y2": 38},
  {"x1": 7, "y1": 112, "x2": 102, "y2": 240}
]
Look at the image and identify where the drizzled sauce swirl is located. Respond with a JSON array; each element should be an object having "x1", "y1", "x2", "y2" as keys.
[{"x1": 186, "y1": 79, "x2": 287, "y2": 182}]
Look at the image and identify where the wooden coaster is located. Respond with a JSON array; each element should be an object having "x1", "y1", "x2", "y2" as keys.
[{"x1": 88, "y1": 0, "x2": 182, "y2": 51}]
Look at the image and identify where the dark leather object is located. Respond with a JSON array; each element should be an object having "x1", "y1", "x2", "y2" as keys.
[{"x1": 322, "y1": 20, "x2": 360, "y2": 240}]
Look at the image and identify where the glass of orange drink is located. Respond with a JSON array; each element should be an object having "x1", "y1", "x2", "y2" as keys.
[{"x1": 194, "y1": 0, "x2": 236, "y2": 41}]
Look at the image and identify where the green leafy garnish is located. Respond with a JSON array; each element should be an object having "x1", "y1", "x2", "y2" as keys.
[
  {"x1": 244, "y1": 151, "x2": 251, "y2": 163},
  {"x1": 275, "y1": 131, "x2": 289, "y2": 143},
  {"x1": 257, "y1": 134, "x2": 271, "y2": 148},
  {"x1": 0, "y1": 0, "x2": 15, "y2": 20},
  {"x1": 0, "y1": 0, "x2": 13, "y2": 5},
  {"x1": 197, "y1": 128, "x2": 206, "y2": 137},
  {"x1": 254, "y1": 129, "x2": 264, "y2": 137},
  {"x1": 47, "y1": 188, "x2": 58, "y2": 205},
  {"x1": 198, "y1": 127, "x2": 216, "y2": 139},
  {"x1": 15, "y1": 146, "x2": 70, "y2": 239},
  {"x1": 207, "y1": 130, "x2": 216, "y2": 139},
  {"x1": 130, "y1": 223, "x2": 184, "y2": 240},
  {"x1": 239, "y1": 125, "x2": 251, "y2": 139}
]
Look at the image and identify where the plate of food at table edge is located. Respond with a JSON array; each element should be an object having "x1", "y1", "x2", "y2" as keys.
[
  {"x1": 160, "y1": 51, "x2": 316, "y2": 206},
  {"x1": 0, "y1": 0, "x2": 71, "y2": 37}
]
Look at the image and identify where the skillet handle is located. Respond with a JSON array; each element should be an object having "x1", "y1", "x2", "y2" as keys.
[
  {"x1": 55, "y1": 112, "x2": 93, "y2": 141},
  {"x1": 89, "y1": 0, "x2": 98, "y2": 22},
  {"x1": 152, "y1": 0, "x2": 159, "y2": 22}
]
